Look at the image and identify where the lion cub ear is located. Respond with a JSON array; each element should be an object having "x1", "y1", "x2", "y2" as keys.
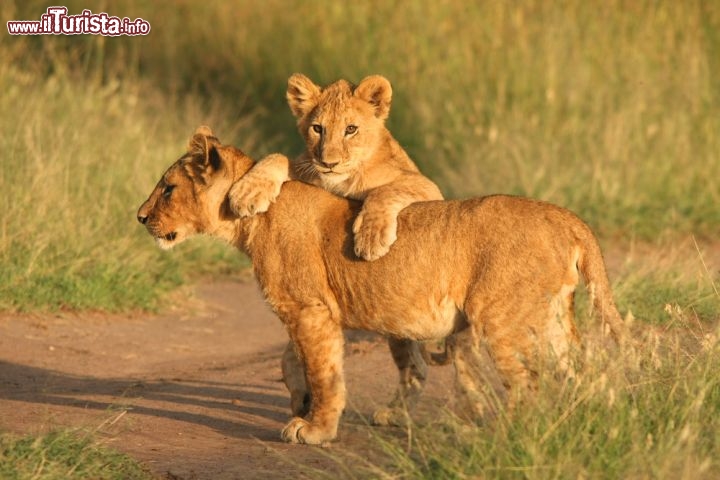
[
  {"x1": 354, "y1": 75, "x2": 392, "y2": 120},
  {"x1": 193, "y1": 125, "x2": 214, "y2": 138},
  {"x1": 187, "y1": 125, "x2": 219, "y2": 152},
  {"x1": 187, "y1": 126, "x2": 221, "y2": 170},
  {"x1": 287, "y1": 73, "x2": 321, "y2": 118}
]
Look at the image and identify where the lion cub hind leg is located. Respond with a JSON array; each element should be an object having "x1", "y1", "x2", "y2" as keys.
[
  {"x1": 450, "y1": 329, "x2": 505, "y2": 421},
  {"x1": 489, "y1": 341, "x2": 535, "y2": 413},
  {"x1": 546, "y1": 285, "x2": 582, "y2": 378},
  {"x1": 462, "y1": 298, "x2": 538, "y2": 414},
  {"x1": 372, "y1": 338, "x2": 428, "y2": 426},
  {"x1": 280, "y1": 305, "x2": 346, "y2": 445}
]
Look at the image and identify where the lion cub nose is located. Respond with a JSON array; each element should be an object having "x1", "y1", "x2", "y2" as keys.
[
  {"x1": 320, "y1": 160, "x2": 339, "y2": 169},
  {"x1": 137, "y1": 214, "x2": 148, "y2": 224}
]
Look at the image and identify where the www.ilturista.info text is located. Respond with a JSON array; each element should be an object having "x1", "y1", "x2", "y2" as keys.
[{"x1": 7, "y1": 7, "x2": 150, "y2": 36}]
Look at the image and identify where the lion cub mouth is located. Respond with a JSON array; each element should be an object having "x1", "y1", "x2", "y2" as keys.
[
  {"x1": 316, "y1": 167, "x2": 348, "y2": 179},
  {"x1": 154, "y1": 231, "x2": 178, "y2": 250}
]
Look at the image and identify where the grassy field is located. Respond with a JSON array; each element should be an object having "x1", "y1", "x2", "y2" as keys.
[
  {"x1": 1, "y1": 0, "x2": 718, "y2": 311},
  {"x1": 0, "y1": 430, "x2": 152, "y2": 479},
  {"x1": 1, "y1": 0, "x2": 719, "y2": 477}
]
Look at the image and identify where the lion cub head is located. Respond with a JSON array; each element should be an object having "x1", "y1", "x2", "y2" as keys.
[
  {"x1": 287, "y1": 73, "x2": 393, "y2": 182},
  {"x1": 137, "y1": 126, "x2": 251, "y2": 249}
]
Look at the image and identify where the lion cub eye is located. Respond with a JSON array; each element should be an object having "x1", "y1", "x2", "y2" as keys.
[
  {"x1": 162, "y1": 184, "x2": 175, "y2": 198},
  {"x1": 311, "y1": 124, "x2": 323, "y2": 134},
  {"x1": 345, "y1": 125, "x2": 358, "y2": 135}
]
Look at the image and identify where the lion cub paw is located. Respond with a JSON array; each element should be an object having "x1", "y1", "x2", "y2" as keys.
[
  {"x1": 281, "y1": 417, "x2": 335, "y2": 445},
  {"x1": 228, "y1": 173, "x2": 281, "y2": 217},
  {"x1": 352, "y1": 211, "x2": 398, "y2": 261},
  {"x1": 372, "y1": 406, "x2": 409, "y2": 427}
]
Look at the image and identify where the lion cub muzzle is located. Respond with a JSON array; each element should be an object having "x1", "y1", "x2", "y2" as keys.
[{"x1": 137, "y1": 199, "x2": 179, "y2": 248}]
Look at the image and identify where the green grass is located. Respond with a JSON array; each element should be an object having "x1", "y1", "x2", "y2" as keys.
[
  {"x1": 0, "y1": 430, "x2": 153, "y2": 480},
  {"x1": 620, "y1": 276, "x2": 719, "y2": 326},
  {"x1": 0, "y1": 62, "x2": 252, "y2": 311},
  {"x1": 612, "y1": 240, "x2": 720, "y2": 327},
  {"x1": 1, "y1": 0, "x2": 718, "y2": 311}
]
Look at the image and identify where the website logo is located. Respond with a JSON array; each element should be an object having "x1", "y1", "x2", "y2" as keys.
[{"x1": 7, "y1": 6, "x2": 151, "y2": 36}]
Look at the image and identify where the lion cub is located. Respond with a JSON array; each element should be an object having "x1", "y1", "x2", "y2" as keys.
[
  {"x1": 229, "y1": 74, "x2": 444, "y2": 425},
  {"x1": 138, "y1": 127, "x2": 629, "y2": 445},
  {"x1": 229, "y1": 73, "x2": 443, "y2": 261}
]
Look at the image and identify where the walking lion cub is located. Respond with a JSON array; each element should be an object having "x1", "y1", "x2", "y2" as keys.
[{"x1": 137, "y1": 127, "x2": 627, "y2": 445}]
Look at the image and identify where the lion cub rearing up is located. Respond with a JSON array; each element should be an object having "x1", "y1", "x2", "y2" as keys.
[{"x1": 229, "y1": 74, "x2": 444, "y2": 426}]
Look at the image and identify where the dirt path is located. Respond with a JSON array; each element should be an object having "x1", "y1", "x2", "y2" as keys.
[
  {"x1": 2, "y1": 240, "x2": 717, "y2": 478},
  {"x1": 0, "y1": 281, "x2": 455, "y2": 479}
]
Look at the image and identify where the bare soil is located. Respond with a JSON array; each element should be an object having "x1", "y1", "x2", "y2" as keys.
[{"x1": 0, "y1": 281, "x2": 455, "y2": 479}]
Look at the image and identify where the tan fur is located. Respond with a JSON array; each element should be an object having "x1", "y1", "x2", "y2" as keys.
[
  {"x1": 138, "y1": 128, "x2": 628, "y2": 445},
  {"x1": 229, "y1": 73, "x2": 443, "y2": 260},
  {"x1": 229, "y1": 74, "x2": 444, "y2": 425}
]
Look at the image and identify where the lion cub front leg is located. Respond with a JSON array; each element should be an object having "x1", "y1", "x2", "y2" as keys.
[
  {"x1": 281, "y1": 341, "x2": 310, "y2": 417},
  {"x1": 352, "y1": 174, "x2": 443, "y2": 261},
  {"x1": 352, "y1": 201, "x2": 400, "y2": 261},
  {"x1": 280, "y1": 305, "x2": 346, "y2": 445},
  {"x1": 228, "y1": 153, "x2": 290, "y2": 217}
]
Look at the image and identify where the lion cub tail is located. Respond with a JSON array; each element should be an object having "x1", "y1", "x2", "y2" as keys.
[{"x1": 576, "y1": 227, "x2": 629, "y2": 344}]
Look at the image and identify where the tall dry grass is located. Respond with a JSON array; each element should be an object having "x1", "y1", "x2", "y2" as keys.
[
  {"x1": 358, "y1": 321, "x2": 720, "y2": 479},
  {"x1": 1, "y1": 1, "x2": 718, "y2": 308}
]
